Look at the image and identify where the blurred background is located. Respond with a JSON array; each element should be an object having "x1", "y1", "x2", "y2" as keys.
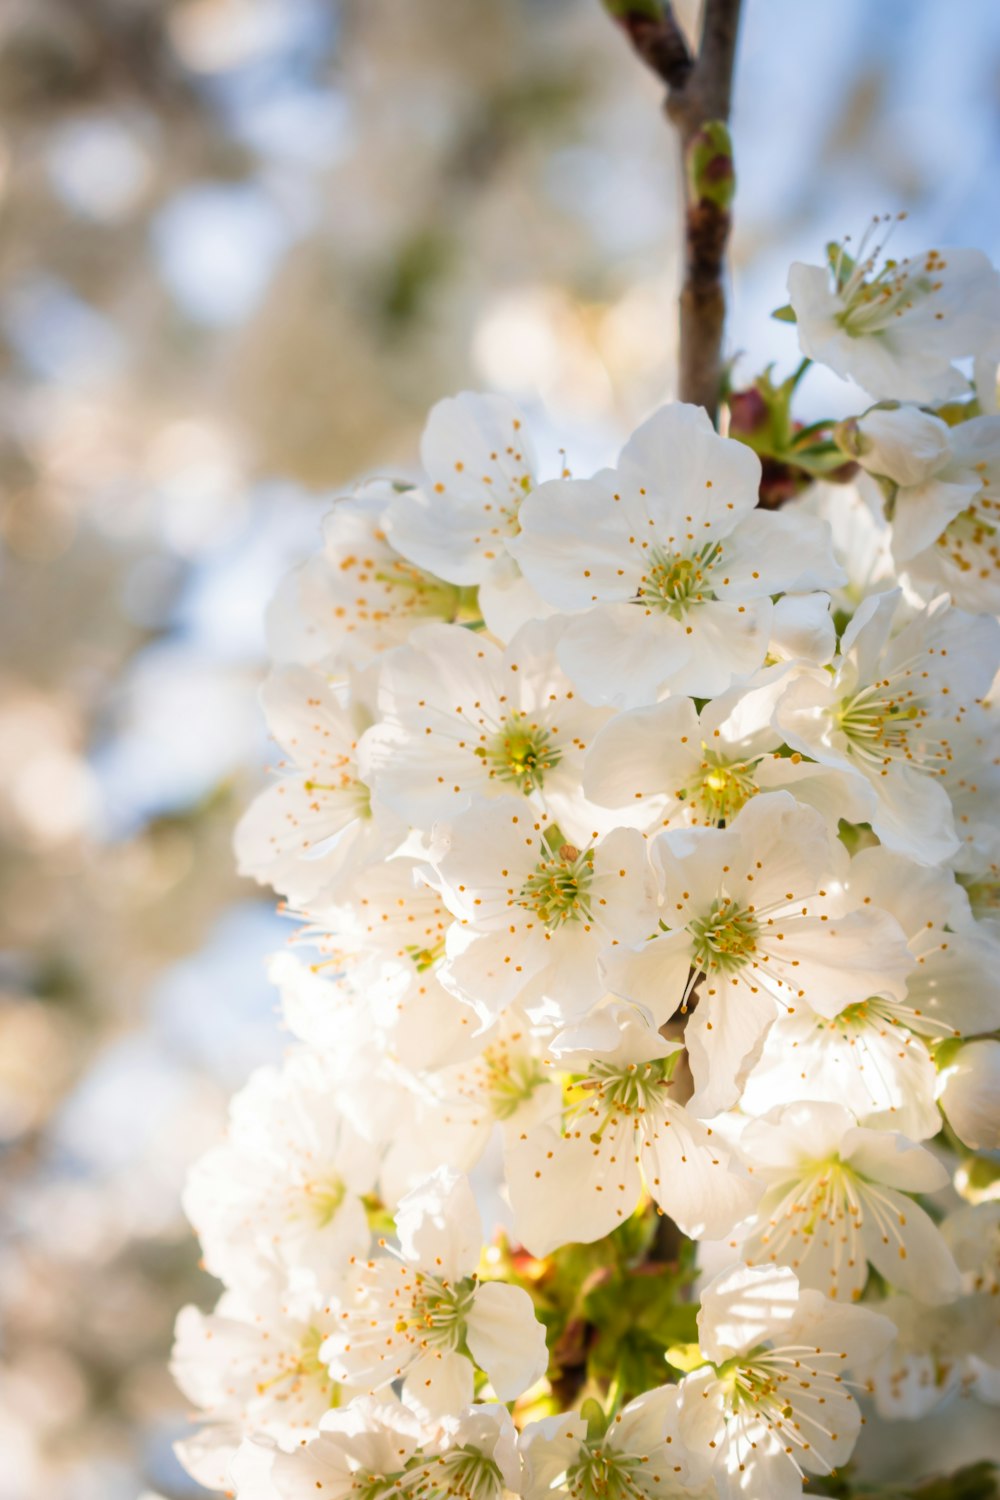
[{"x1": 1, "y1": 1, "x2": 999, "y2": 1496}]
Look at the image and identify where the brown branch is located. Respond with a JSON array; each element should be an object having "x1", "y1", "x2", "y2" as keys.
[{"x1": 604, "y1": 0, "x2": 744, "y2": 425}]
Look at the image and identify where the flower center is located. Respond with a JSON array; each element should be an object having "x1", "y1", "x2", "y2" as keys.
[
  {"x1": 683, "y1": 751, "x2": 759, "y2": 824},
  {"x1": 837, "y1": 681, "x2": 927, "y2": 768},
  {"x1": 517, "y1": 844, "x2": 593, "y2": 929},
  {"x1": 401, "y1": 1448, "x2": 505, "y2": 1500},
  {"x1": 479, "y1": 1041, "x2": 548, "y2": 1121},
  {"x1": 481, "y1": 714, "x2": 562, "y2": 793},
  {"x1": 303, "y1": 1177, "x2": 347, "y2": 1228},
  {"x1": 830, "y1": 235, "x2": 949, "y2": 338},
  {"x1": 689, "y1": 897, "x2": 759, "y2": 972},
  {"x1": 936, "y1": 498, "x2": 1000, "y2": 579},
  {"x1": 393, "y1": 1273, "x2": 477, "y2": 1350},
  {"x1": 635, "y1": 542, "x2": 723, "y2": 617},
  {"x1": 565, "y1": 1444, "x2": 655, "y2": 1500},
  {"x1": 587, "y1": 1056, "x2": 675, "y2": 1118}
]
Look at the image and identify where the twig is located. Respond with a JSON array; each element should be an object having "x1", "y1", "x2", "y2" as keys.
[{"x1": 603, "y1": 0, "x2": 744, "y2": 424}]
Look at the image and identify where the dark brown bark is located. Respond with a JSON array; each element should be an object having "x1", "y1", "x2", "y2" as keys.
[{"x1": 604, "y1": 0, "x2": 744, "y2": 424}]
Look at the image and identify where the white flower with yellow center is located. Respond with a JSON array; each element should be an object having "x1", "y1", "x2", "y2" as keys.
[
  {"x1": 519, "y1": 1385, "x2": 711, "y2": 1500},
  {"x1": 676, "y1": 1264, "x2": 895, "y2": 1500},
  {"x1": 232, "y1": 1397, "x2": 519, "y2": 1500},
  {"x1": 428, "y1": 796, "x2": 657, "y2": 1023},
  {"x1": 359, "y1": 618, "x2": 610, "y2": 843},
  {"x1": 605, "y1": 792, "x2": 913, "y2": 1117},
  {"x1": 183, "y1": 1051, "x2": 380, "y2": 1309},
  {"x1": 776, "y1": 589, "x2": 1000, "y2": 865},
  {"x1": 582, "y1": 671, "x2": 870, "y2": 836},
  {"x1": 507, "y1": 402, "x2": 844, "y2": 709},
  {"x1": 379, "y1": 1006, "x2": 562, "y2": 1202},
  {"x1": 291, "y1": 859, "x2": 487, "y2": 1069},
  {"x1": 320, "y1": 1168, "x2": 547, "y2": 1418},
  {"x1": 235, "y1": 666, "x2": 405, "y2": 906},
  {"x1": 267, "y1": 481, "x2": 476, "y2": 676},
  {"x1": 506, "y1": 1003, "x2": 757, "y2": 1256},
  {"x1": 735, "y1": 1100, "x2": 961, "y2": 1305},
  {"x1": 788, "y1": 226, "x2": 1000, "y2": 402},
  {"x1": 171, "y1": 1290, "x2": 351, "y2": 1486},
  {"x1": 385, "y1": 390, "x2": 554, "y2": 640},
  {"x1": 848, "y1": 406, "x2": 1000, "y2": 616}
]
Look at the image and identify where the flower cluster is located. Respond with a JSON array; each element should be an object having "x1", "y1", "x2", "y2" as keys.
[{"x1": 174, "y1": 232, "x2": 1000, "y2": 1500}]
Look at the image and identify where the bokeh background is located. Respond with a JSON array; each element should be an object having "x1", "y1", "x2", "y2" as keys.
[{"x1": 2, "y1": 2, "x2": 999, "y2": 1496}]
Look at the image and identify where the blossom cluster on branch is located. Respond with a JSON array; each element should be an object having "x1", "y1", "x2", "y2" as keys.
[{"x1": 173, "y1": 227, "x2": 1000, "y2": 1500}]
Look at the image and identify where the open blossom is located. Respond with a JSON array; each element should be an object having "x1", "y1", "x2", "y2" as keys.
[
  {"x1": 428, "y1": 795, "x2": 657, "y2": 1023},
  {"x1": 320, "y1": 1168, "x2": 547, "y2": 1417},
  {"x1": 606, "y1": 792, "x2": 913, "y2": 1116},
  {"x1": 171, "y1": 1290, "x2": 350, "y2": 1487},
  {"x1": 183, "y1": 1051, "x2": 379, "y2": 1307},
  {"x1": 848, "y1": 406, "x2": 1000, "y2": 614},
  {"x1": 788, "y1": 227, "x2": 1000, "y2": 402},
  {"x1": 379, "y1": 1006, "x2": 562, "y2": 1201},
  {"x1": 676, "y1": 1263, "x2": 895, "y2": 1500},
  {"x1": 507, "y1": 1003, "x2": 757, "y2": 1255},
  {"x1": 508, "y1": 402, "x2": 844, "y2": 708},
  {"x1": 776, "y1": 589, "x2": 1000, "y2": 865},
  {"x1": 582, "y1": 670, "x2": 870, "y2": 837},
  {"x1": 385, "y1": 390, "x2": 554, "y2": 640},
  {"x1": 519, "y1": 1385, "x2": 710, "y2": 1500},
  {"x1": 234, "y1": 665, "x2": 404, "y2": 905},
  {"x1": 266, "y1": 481, "x2": 475, "y2": 675},
  {"x1": 360, "y1": 618, "x2": 610, "y2": 842},
  {"x1": 233, "y1": 1397, "x2": 520, "y2": 1500},
  {"x1": 734, "y1": 1100, "x2": 961, "y2": 1305}
]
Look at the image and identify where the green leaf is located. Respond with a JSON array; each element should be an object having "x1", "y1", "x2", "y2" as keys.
[{"x1": 771, "y1": 303, "x2": 797, "y2": 322}]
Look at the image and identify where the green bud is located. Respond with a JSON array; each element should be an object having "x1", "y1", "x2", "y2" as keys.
[
  {"x1": 686, "y1": 121, "x2": 735, "y2": 210},
  {"x1": 581, "y1": 1397, "x2": 609, "y2": 1440}
]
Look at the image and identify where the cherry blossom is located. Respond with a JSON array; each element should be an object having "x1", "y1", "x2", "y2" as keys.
[{"x1": 509, "y1": 402, "x2": 844, "y2": 708}]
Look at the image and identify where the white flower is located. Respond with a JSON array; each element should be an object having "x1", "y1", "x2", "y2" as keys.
[
  {"x1": 428, "y1": 796, "x2": 657, "y2": 1023},
  {"x1": 735, "y1": 1100, "x2": 961, "y2": 1305},
  {"x1": 798, "y1": 478, "x2": 897, "y2": 615},
  {"x1": 606, "y1": 792, "x2": 913, "y2": 1117},
  {"x1": 851, "y1": 407, "x2": 1000, "y2": 615},
  {"x1": 360, "y1": 618, "x2": 609, "y2": 842},
  {"x1": 379, "y1": 1006, "x2": 562, "y2": 1202},
  {"x1": 582, "y1": 670, "x2": 870, "y2": 837},
  {"x1": 519, "y1": 1385, "x2": 710, "y2": 1500},
  {"x1": 171, "y1": 1290, "x2": 348, "y2": 1472},
  {"x1": 233, "y1": 1398, "x2": 520, "y2": 1500},
  {"x1": 506, "y1": 1003, "x2": 757, "y2": 1256},
  {"x1": 676, "y1": 1263, "x2": 895, "y2": 1500},
  {"x1": 320, "y1": 1167, "x2": 547, "y2": 1416},
  {"x1": 508, "y1": 403, "x2": 844, "y2": 708},
  {"x1": 386, "y1": 391, "x2": 539, "y2": 588},
  {"x1": 738, "y1": 1003, "x2": 941, "y2": 1143},
  {"x1": 234, "y1": 666, "x2": 405, "y2": 905},
  {"x1": 292, "y1": 859, "x2": 489, "y2": 1068},
  {"x1": 852, "y1": 1294, "x2": 974, "y2": 1419},
  {"x1": 939, "y1": 1039, "x2": 1000, "y2": 1151},
  {"x1": 788, "y1": 230, "x2": 1000, "y2": 402},
  {"x1": 775, "y1": 589, "x2": 1000, "y2": 865},
  {"x1": 183, "y1": 1052, "x2": 380, "y2": 1308},
  {"x1": 266, "y1": 481, "x2": 475, "y2": 675}
]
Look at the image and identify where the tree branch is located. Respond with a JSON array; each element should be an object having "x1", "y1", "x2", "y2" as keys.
[{"x1": 603, "y1": 0, "x2": 744, "y2": 424}]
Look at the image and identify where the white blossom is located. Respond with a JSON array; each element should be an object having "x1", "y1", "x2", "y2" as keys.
[
  {"x1": 508, "y1": 403, "x2": 844, "y2": 709},
  {"x1": 506, "y1": 1003, "x2": 757, "y2": 1255},
  {"x1": 235, "y1": 666, "x2": 404, "y2": 906},
  {"x1": 428, "y1": 796, "x2": 657, "y2": 1024},
  {"x1": 676, "y1": 1263, "x2": 895, "y2": 1500},
  {"x1": 939, "y1": 1039, "x2": 1000, "y2": 1151},
  {"x1": 320, "y1": 1168, "x2": 547, "y2": 1417},
  {"x1": 734, "y1": 1100, "x2": 961, "y2": 1304},
  {"x1": 776, "y1": 589, "x2": 1000, "y2": 865},
  {"x1": 360, "y1": 618, "x2": 610, "y2": 842},
  {"x1": 266, "y1": 481, "x2": 475, "y2": 674},
  {"x1": 606, "y1": 792, "x2": 913, "y2": 1116},
  {"x1": 789, "y1": 229, "x2": 1000, "y2": 402},
  {"x1": 519, "y1": 1386, "x2": 711, "y2": 1500}
]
